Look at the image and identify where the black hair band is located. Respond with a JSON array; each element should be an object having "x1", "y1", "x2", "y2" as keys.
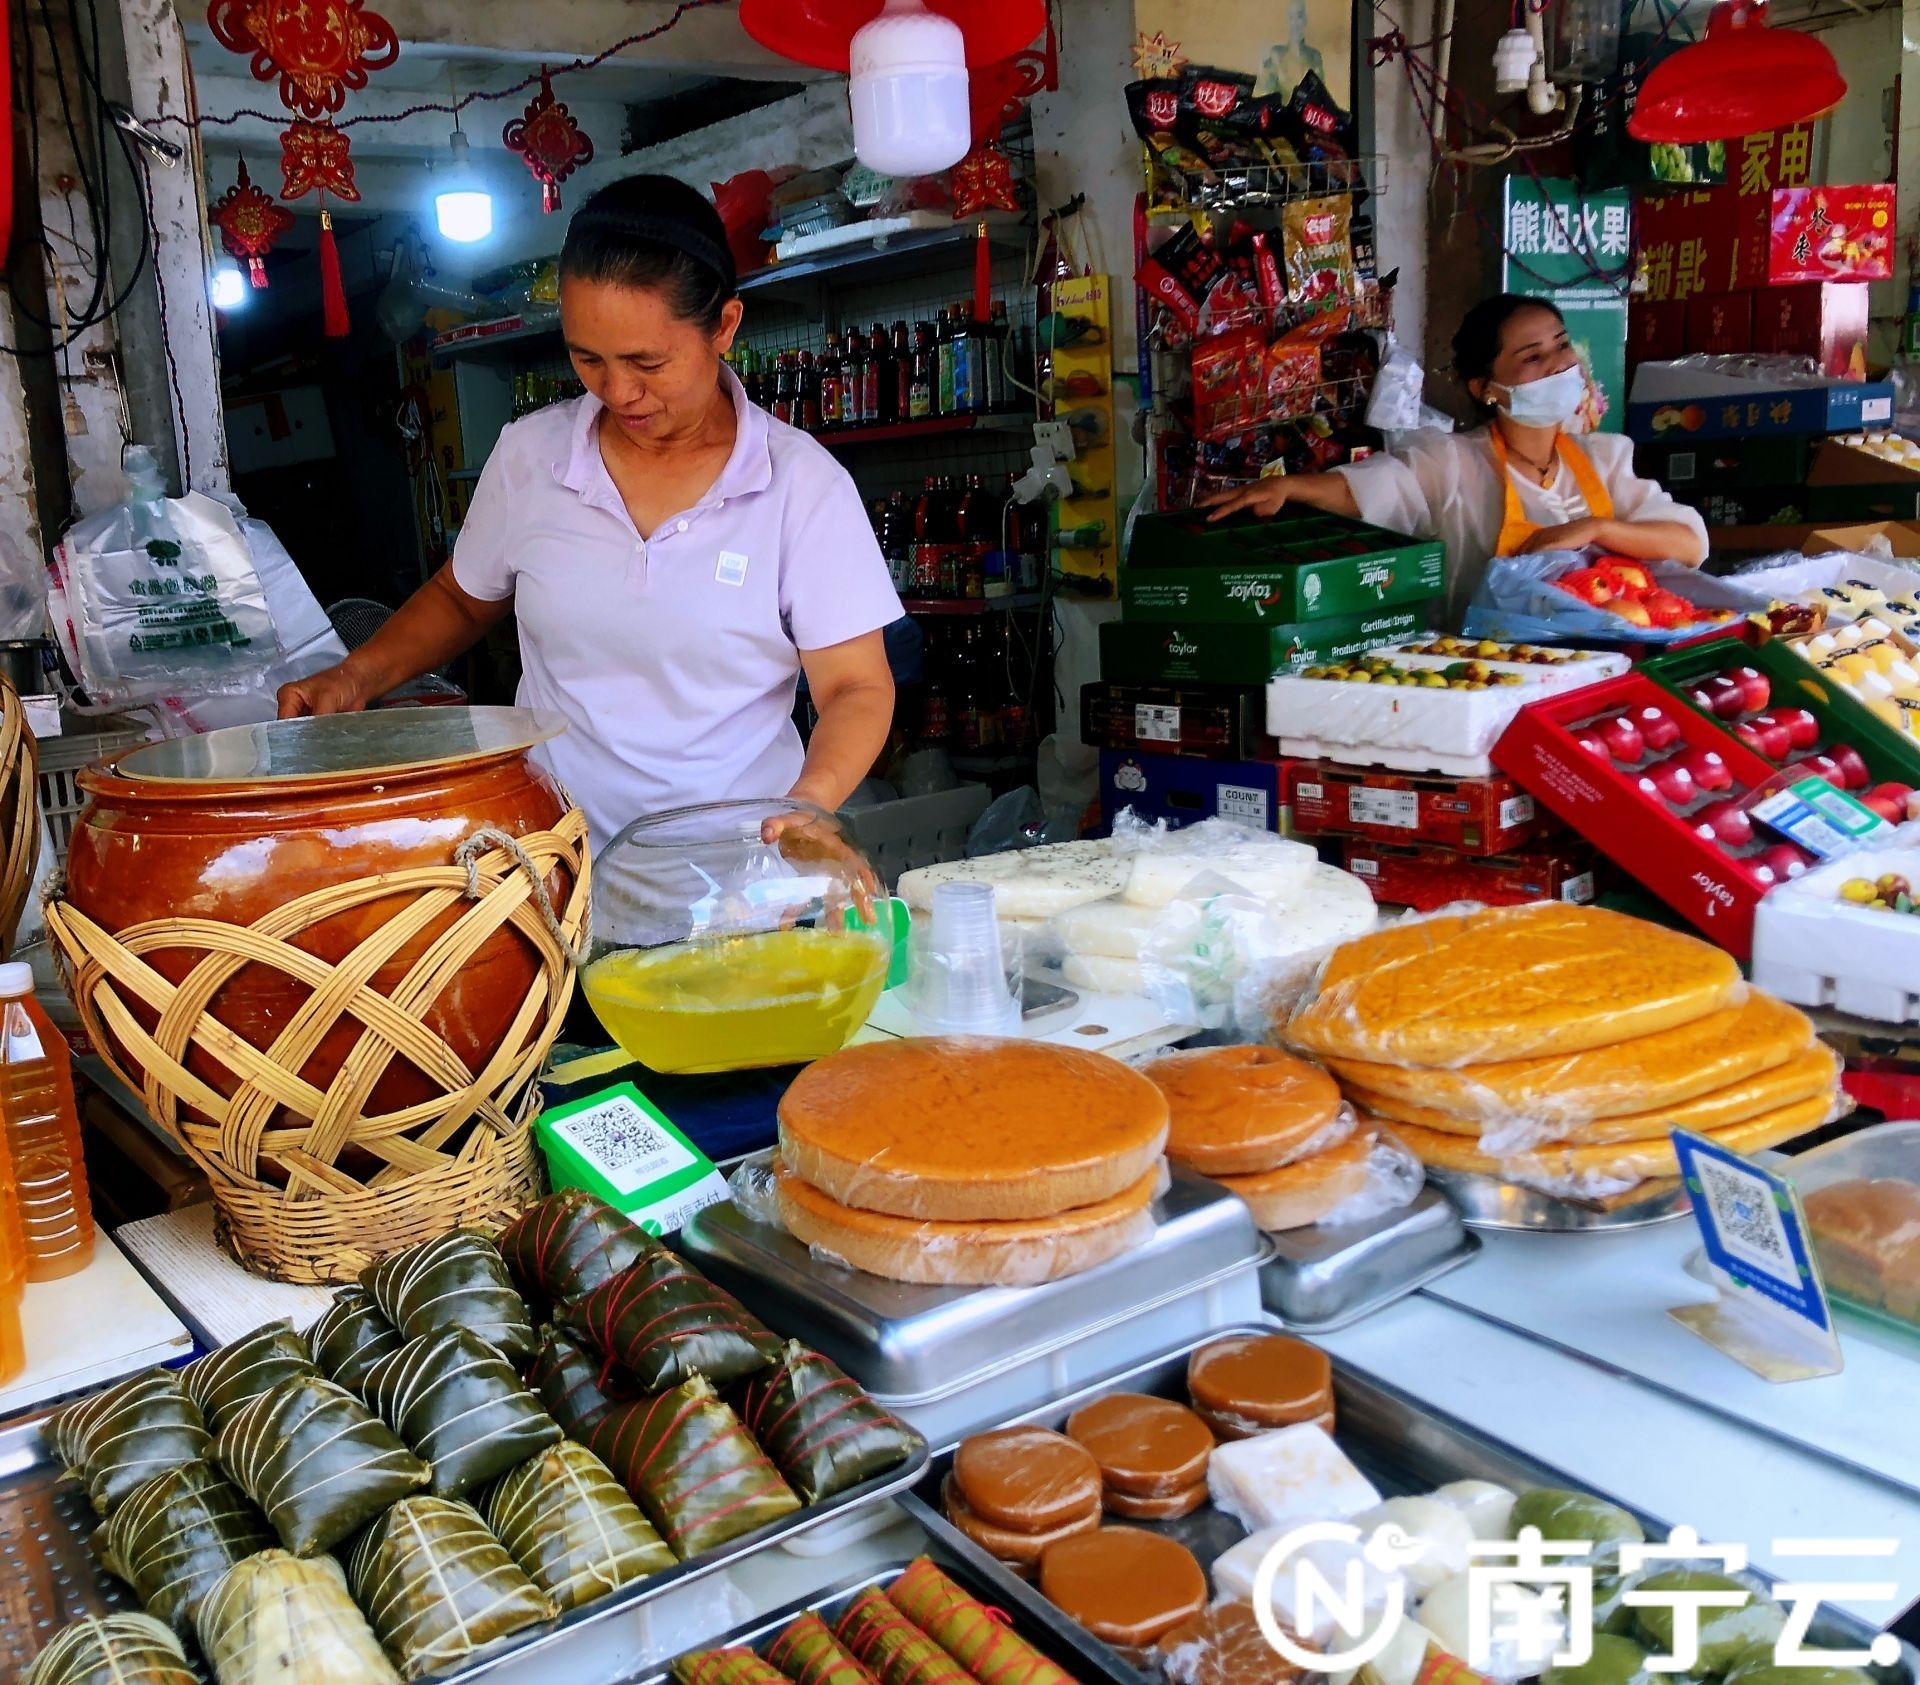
[{"x1": 596, "y1": 209, "x2": 735, "y2": 290}]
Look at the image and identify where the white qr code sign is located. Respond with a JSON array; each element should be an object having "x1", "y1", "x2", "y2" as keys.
[
  {"x1": 1668, "y1": 1127, "x2": 1841, "y2": 1380},
  {"x1": 552, "y1": 1093, "x2": 698, "y2": 1197},
  {"x1": 1135, "y1": 703, "x2": 1181, "y2": 743}
]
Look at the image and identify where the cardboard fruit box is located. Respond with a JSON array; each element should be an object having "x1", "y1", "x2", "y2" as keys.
[
  {"x1": 1098, "y1": 750, "x2": 1288, "y2": 834},
  {"x1": 1804, "y1": 441, "x2": 1920, "y2": 524},
  {"x1": 1289, "y1": 762, "x2": 1560, "y2": 856},
  {"x1": 1626, "y1": 360, "x2": 1894, "y2": 442},
  {"x1": 1098, "y1": 607, "x2": 1433, "y2": 687},
  {"x1": 1080, "y1": 681, "x2": 1272, "y2": 760},
  {"x1": 1341, "y1": 836, "x2": 1601, "y2": 912},
  {"x1": 1491, "y1": 671, "x2": 1790, "y2": 959}
]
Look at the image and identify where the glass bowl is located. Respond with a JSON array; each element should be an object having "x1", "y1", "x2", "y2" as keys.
[{"x1": 584, "y1": 798, "x2": 890, "y2": 1074}]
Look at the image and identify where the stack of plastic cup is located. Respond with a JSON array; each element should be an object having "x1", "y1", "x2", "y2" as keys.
[{"x1": 905, "y1": 882, "x2": 1022, "y2": 1037}]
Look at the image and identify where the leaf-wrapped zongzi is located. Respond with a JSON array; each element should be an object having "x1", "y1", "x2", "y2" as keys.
[
  {"x1": 196, "y1": 1549, "x2": 398, "y2": 1684},
  {"x1": 886, "y1": 1556, "x2": 1078, "y2": 1685},
  {"x1": 763, "y1": 1611, "x2": 884, "y2": 1684},
  {"x1": 345, "y1": 1495, "x2": 554, "y2": 1678},
  {"x1": 99, "y1": 1460, "x2": 275, "y2": 1635},
  {"x1": 738, "y1": 1340, "x2": 919, "y2": 1504},
  {"x1": 215, "y1": 1373, "x2": 430, "y2": 1555},
  {"x1": 481, "y1": 1440, "x2": 674, "y2": 1611},
  {"x1": 306, "y1": 1287, "x2": 404, "y2": 1393},
  {"x1": 584, "y1": 1376, "x2": 800, "y2": 1559},
  {"x1": 50, "y1": 1368, "x2": 210, "y2": 1516},
  {"x1": 182, "y1": 1320, "x2": 319, "y2": 1433},
  {"x1": 836, "y1": 1587, "x2": 972, "y2": 1685},
  {"x1": 527, "y1": 1329, "x2": 636, "y2": 1439},
  {"x1": 362, "y1": 1229, "x2": 536, "y2": 1362},
  {"x1": 563, "y1": 1251, "x2": 781, "y2": 1392},
  {"x1": 500, "y1": 1188, "x2": 658, "y2": 1304},
  {"x1": 359, "y1": 1329, "x2": 561, "y2": 1498},
  {"x1": 671, "y1": 1652, "x2": 793, "y2": 1685},
  {"x1": 21, "y1": 1613, "x2": 197, "y2": 1685}
]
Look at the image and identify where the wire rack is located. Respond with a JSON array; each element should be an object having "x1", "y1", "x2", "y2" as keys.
[{"x1": 1151, "y1": 152, "x2": 1389, "y2": 217}]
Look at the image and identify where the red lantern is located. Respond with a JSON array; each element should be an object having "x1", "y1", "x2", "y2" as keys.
[
  {"x1": 737, "y1": 0, "x2": 1044, "y2": 72},
  {"x1": 951, "y1": 137, "x2": 1019, "y2": 219},
  {"x1": 502, "y1": 71, "x2": 594, "y2": 215},
  {"x1": 206, "y1": 0, "x2": 400, "y2": 119},
  {"x1": 279, "y1": 119, "x2": 359, "y2": 201},
  {"x1": 209, "y1": 158, "x2": 294, "y2": 287},
  {"x1": 1629, "y1": 0, "x2": 1845, "y2": 145}
]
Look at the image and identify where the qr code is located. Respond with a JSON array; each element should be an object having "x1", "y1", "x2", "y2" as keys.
[
  {"x1": 1696, "y1": 1156, "x2": 1795, "y2": 1284},
  {"x1": 555, "y1": 1098, "x2": 695, "y2": 1197}
]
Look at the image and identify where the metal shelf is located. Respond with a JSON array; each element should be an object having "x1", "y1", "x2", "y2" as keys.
[
  {"x1": 737, "y1": 215, "x2": 1031, "y2": 302},
  {"x1": 817, "y1": 411, "x2": 1032, "y2": 450},
  {"x1": 900, "y1": 593, "x2": 1046, "y2": 616},
  {"x1": 429, "y1": 315, "x2": 561, "y2": 362}
]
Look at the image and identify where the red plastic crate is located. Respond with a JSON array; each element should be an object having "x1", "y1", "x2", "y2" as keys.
[
  {"x1": 1289, "y1": 762, "x2": 1560, "y2": 856},
  {"x1": 1340, "y1": 837, "x2": 1601, "y2": 912},
  {"x1": 1492, "y1": 672, "x2": 1792, "y2": 959}
]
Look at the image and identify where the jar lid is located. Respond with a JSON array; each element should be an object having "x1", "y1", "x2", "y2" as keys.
[{"x1": 116, "y1": 707, "x2": 566, "y2": 784}]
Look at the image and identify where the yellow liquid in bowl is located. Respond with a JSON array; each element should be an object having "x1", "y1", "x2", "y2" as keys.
[{"x1": 584, "y1": 926, "x2": 890, "y2": 1074}]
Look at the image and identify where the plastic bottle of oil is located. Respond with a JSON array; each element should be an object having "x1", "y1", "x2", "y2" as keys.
[
  {"x1": 0, "y1": 963, "x2": 93, "y2": 1282},
  {"x1": 0, "y1": 1120, "x2": 26, "y2": 1382}
]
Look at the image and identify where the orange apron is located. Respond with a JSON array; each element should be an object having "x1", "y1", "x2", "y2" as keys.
[{"x1": 1489, "y1": 430, "x2": 1614, "y2": 556}]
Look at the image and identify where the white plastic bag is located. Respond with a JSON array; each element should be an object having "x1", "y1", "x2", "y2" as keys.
[
  {"x1": 1364, "y1": 336, "x2": 1428, "y2": 434},
  {"x1": 51, "y1": 446, "x2": 279, "y2": 706}
]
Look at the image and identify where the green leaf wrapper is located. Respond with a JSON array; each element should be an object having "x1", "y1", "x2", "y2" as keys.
[
  {"x1": 500, "y1": 1188, "x2": 659, "y2": 1304},
  {"x1": 50, "y1": 1369, "x2": 210, "y2": 1517},
  {"x1": 584, "y1": 1376, "x2": 800, "y2": 1558},
  {"x1": 527, "y1": 1329, "x2": 638, "y2": 1439},
  {"x1": 360, "y1": 1329, "x2": 562, "y2": 1499},
  {"x1": 99, "y1": 1460, "x2": 275, "y2": 1635},
  {"x1": 182, "y1": 1320, "x2": 320, "y2": 1433},
  {"x1": 671, "y1": 1650, "x2": 793, "y2": 1685},
  {"x1": 21, "y1": 1613, "x2": 197, "y2": 1685},
  {"x1": 563, "y1": 1251, "x2": 782, "y2": 1392},
  {"x1": 214, "y1": 1373, "x2": 430, "y2": 1556},
  {"x1": 480, "y1": 1440, "x2": 674, "y2": 1612},
  {"x1": 764, "y1": 1610, "x2": 884, "y2": 1684},
  {"x1": 195, "y1": 1549, "x2": 398, "y2": 1684},
  {"x1": 306, "y1": 1287, "x2": 405, "y2": 1393},
  {"x1": 836, "y1": 1588, "x2": 973, "y2": 1685},
  {"x1": 886, "y1": 1556, "x2": 1080, "y2": 1685},
  {"x1": 345, "y1": 1495, "x2": 554, "y2": 1679},
  {"x1": 362, "y1": 1230, "x2": 536, "y2": 1362},
  {"x1": 737, "y1": 1340, "x2": 918, "y2": 1504}
]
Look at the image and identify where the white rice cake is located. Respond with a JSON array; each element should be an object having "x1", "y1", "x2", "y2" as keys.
[
  {"x1": 1061, "y1": 953, "x2": 1146, "y2": 995},
  {"x1": 1207, "y1": 1422, "x2": 1381, "y2": 1534},
  {"x1": 1211, "y1": 1527, "x2": 1406, "y2": 1643},
  {"x1": 896, "y1": 840, "x2": 1126, "y2": 918},
  {"x1": 1054, "y1": 899, "x2": 1162, "y2": 960},
  {"x1": 1123, "y1": 835, "x2": 1319, "y2": 909}
]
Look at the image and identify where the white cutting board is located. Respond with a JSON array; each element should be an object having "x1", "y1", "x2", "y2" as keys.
[{"x1": 1421, "y1": 1221, "x2": 1920, "y2": 1498}]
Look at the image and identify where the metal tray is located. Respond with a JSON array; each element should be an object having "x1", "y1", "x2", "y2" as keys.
[
  {"x1": 627, "y1": 1540, "x2": 1136, "y2": 1684},
  {"x1": 906, "y1": 1327, "x2": 1920, "y2": 1684},
  {"x1": 1429, "y1": 1167, "x2": 1694, "y2": 1231},
  {"x1": 679, "y1": 1160, "x2": 1269, "y2": 1404},
  {"x1": 1262, "y1": 1185, "x2": 1480, "y2": 1331},
  {"x1": 0, "y1": 1406, "x2": 930, "y2": 1684}
]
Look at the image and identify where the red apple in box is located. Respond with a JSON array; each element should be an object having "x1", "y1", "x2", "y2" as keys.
[
  {"x1": 1636, "y1": 705, "x2": 1683, "y2": 751},
  {"x1": 1695, "y1": 799, "x2": 1755, "y2": 848},
  {"x1": 1729, "y1": 666, "x2": 1771, "y2": 713},
  {"x1": 1864, "y1": 781, "x2": 1918, "y2": 822},
  {"x1": 1574, "y1": 727, "x2": 1612, "y2": 759},
  {"x1": 1678, "y1": 747, "x2": 1735, "y2": 793},
  {"x1": 1772, "y1": 707, "x2": 1820, "y2": 751},
  {"x1": 1642, "y1": 758, "x2": 1698, "y2": 806},
  {"x1": 1688, "y1": 684, "x2": 1718, "y2": 714},
  {"x1": 1789, "y1": 754, "x2": 1847, "y2": 788},
  {"x1": 1739, "y1": 716, "x2": 1794, "y2": 760},
  {"x1": 1826, "y1": 743, "x2": 1871, "y2": 790},
  {"x1": 1600, "y1": 714, "x2": 1646, "y2": 764},
  {"x1": 1755, "y1": 842, "x2": 1814, "y2": 881}
]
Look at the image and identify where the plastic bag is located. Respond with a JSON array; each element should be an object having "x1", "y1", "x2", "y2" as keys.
[
  {"x1": 50, "y1": 447, "x2": 280, "y2": 706},
  {"x1": 1462, "y1": 550, "x2": 1772, "y2": 646},
  {"x1": 965, "y1": 786, "x2": 1082, "y2": 856},
  {"x1": 1318, "y1": 1132, "x2": 1424, "y2": 1227},
  {"x1": 1363, "y1": 336, "x2": 1426, "y2": 434}
]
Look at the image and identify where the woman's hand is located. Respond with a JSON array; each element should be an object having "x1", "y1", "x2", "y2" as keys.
[
  {"x1": 276, "y1": 660, "x2": 373, "y2": 718},
  {"x1": 1201, "y1": 478, "x2": 1292, "y2": 522},
  {"x1": 1515, "y1": 517, "x2": 1607, "y2": 554}
]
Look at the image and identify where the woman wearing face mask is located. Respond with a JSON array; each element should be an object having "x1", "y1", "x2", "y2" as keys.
[{"x1": 1202, "y1": 295, "x2": 1708, "y2": 625}]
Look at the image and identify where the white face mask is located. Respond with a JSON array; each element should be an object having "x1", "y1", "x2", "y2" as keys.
[{"x1": 1494, "y1": 362, "x2": 1586, "y2": 428}]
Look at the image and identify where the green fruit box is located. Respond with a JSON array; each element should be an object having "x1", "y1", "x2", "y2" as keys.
[
  {"x1": 1099, "y1": 606, "x2": 1435, "y2": 687},
  {"x1": 1122, "y1": 508, "x2": 1446, "y2": 624},
  {"x1": 1639, "y1": 629, "x2": 1920, "y2": 789}
]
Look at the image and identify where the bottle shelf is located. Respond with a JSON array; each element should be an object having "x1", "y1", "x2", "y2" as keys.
[
  {"x1": 899, "y1": 593, "x2": 1047, "y2": 616},
  {"x1": 813, "y1": 411, "x2": 1034, "y2": 450}
]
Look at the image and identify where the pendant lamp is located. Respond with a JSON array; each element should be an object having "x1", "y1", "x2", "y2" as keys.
[{"x1": 1629, "y1": 0, "x2": 1844, "y2": 145}]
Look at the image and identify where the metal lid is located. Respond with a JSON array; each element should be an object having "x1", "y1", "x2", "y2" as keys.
[{"x1": 116, "y1": 707, "x2": 566, "y2": 784}]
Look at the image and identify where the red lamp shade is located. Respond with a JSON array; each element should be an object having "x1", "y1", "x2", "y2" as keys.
[
  {"x1": 1629, "y1": 0, "x2": 1845, "y2": 145},
  {"x1": 738, "y1": 0, "x2": 1045, "y2": 72}
]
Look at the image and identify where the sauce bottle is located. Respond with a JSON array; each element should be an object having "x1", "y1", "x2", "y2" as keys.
[{"x1": 0, "y1": 963, "x2": 93, "y2": 1282}]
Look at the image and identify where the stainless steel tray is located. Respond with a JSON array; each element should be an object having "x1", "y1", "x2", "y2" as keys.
[
  {"x1": 1262, "y1": 1185, "x2": 1480, "y2": 1331},
  {"x1": 0, "y1": 1406, "x2": 930, "y2": 1683},
  {"x1": 679, "y1": 1160, "x2": 1269, "y2": 1404},
  {"x1": 906, "y1": 1327, "x2": 1920, "y2": 1684},
  {"x1": 1429, "y1": 1167, "x2": 1694, "y2": 1231},
  {"x1": 627, "y1": 1542, "x2": 1136, "y2": 1683}
]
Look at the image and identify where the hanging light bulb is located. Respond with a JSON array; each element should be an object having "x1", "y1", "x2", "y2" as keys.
[
  {"x1": 848, "y1": 0, "x2": 971, "y2": 178},
  {"x1": 433, "y1": 71, "x2": 494, "y2": 243},
  {"x1": 210, "y1": 255, "x2": 248, "y2": 311}
]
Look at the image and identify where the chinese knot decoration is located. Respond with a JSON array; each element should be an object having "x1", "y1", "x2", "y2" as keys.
[
  {"x1": 503, "y1": 72, "x2": 594, "y2": 215},
  {"x1": 279, "y1": 118, "x2": 359, "y2": 200},
  {"x1": 950, "y1": 136, "x2": 1019, "y2": 218},
  {"x1": 206, "y1": 0, "x2": 400, "y2": 119},
  {"x1": 208, "y1": 158, "x2": 294, "y2": 286}
]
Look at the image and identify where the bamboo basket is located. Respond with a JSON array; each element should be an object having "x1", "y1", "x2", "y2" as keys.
[
  {"x1": 0, "y1": 678, "x2": 40, "y2": 955},
  {"x1": 45, "y1": 813, "x2": 589, "y2": 1282}
]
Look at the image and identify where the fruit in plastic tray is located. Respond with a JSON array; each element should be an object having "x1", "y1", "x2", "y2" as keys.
[
  {"x1": 1837, "y1": 873, "x2": 1919, "y2": 914},
  {"x1": 1400, "y1": 637, "x2": 1577, "y2": 665},
  {"x1": 1730, "y1": 666, "x2": 1771, "y2": 712},
  {"x1": 1296, "y1": 656, "x2": 1525, "y2": 689},
  {"x1": 1599, "y1": 715, "x2": 1645, "y2": 764},
  {"x1": 1742, "y1": 715, "x2": 1794, "y2": 761},
  {"x1": 1693, "y1": 799, "x2": 1754, "y2": 848},
  {"x1": 1553, "y1": 560, "x2": 1735, "y2": 629},
  {"x1": 1703, "y1": 675, "x2": 1750, "y2": 721},
  {"x1": 1774, "y1": 707, "x2": 1821, "y2": 750},
  {"x1": 1636, "y1": 705, "x2": 1682, "y2": 752},
  {"x1": 1575, "y1": 728, "x2": 1612, "y2": 759},
  {"x1": 1640, "y1": 758, "x2": 1698, "y2": 806},
  {"x1": 1677, "y1": 746, "x2": 1734, "y2": 793}
]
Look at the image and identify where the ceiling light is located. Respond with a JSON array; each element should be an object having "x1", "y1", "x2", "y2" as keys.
[
  {"x1": 210, "y1": 256, "x2": 248, "y2": 311},
  {"x1": 434, "y1": 129, "x2": 494, "y2": 243}
]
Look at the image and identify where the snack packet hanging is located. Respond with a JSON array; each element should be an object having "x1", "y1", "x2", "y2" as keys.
[
  {"x1": 1284, "y1": 195, "x2": 1356, "y2": 313},
  {"x1": 1139, "y1": 222, "x2": 1224, "y2": 332},
  {"x1": 1126, "y1": 79, "x2": 1183, "y2": 139}
]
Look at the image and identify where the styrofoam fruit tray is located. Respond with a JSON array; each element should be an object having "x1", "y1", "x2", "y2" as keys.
[
  {"x1": 1267, "y1": 644, "x2": 1629, "y2": 777},
  {"x1": 1751, "y1": 843, "x2": 1920, "y2": 1022}
]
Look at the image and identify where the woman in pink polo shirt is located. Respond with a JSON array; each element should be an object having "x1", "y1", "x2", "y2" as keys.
[{"x1": 279, "y1": 176, "x2": 903, "y2": 853}]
